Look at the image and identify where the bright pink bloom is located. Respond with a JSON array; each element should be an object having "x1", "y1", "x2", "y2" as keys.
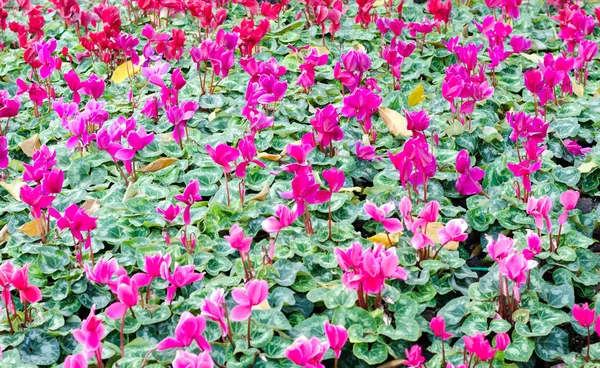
[
  {"x1": 523, "y1": 230, "x2": 541, "y2": 260},
  {"x1": 363, "y1": 200, "x2": 403, "y2": 233},
  {"x1": 105, "y1": 275, "x2": 139, "y2": 319},
  {"x1": 0, "y1": 136, "x2": 8, "y2": 169},
  {"x1": 341, "y1": 87, "x2": 382, "y2": 132},
  {"x1": 127, "y1": 126, "x2": 154, "y2": 151},
  {"x1": 595, "y1": 315, "x2": 600, "y2": 337},
  {"x1": 355, "y1": 141, "x2": 380, "y2": 161},
  {"x1": 157, "y1": 203, "x2": 181, "y2": 223},
  {"x1": 404, "y1": 109, "x2": 430, "y2": 134},
  {"x1": 225, "y1": 224, "x2": 252, "y2": 255},
  {"x1": 494, "y1": 332, "x2": 510, "y2": 351},
  {"x1": 49, "y1": 203, "x2": 97, "y2": 246},
  {"x1": 559, "y1": 190, "x2": 579, "y2": 224},
  {"x1": 403, "y1": 345, "x2": 425, "y2": 367},
  {"x1": 427, "y1": 0, "x2": 451, "y2": 24},
  {"x1": 486, "y1": 234, "x2": 515, "y2": 261},
  {"x1": 464, "y1": 333, "x2": 496, "y2": 362},
  {"x1": 324, "y1": 321, "x2": 348, "y2": 359},
  {"x1": 64, "y1": 354, "x2": 88, "y2": 368},
  {"x1": 563, "y1": 139, "x2": 591, "y2": 156},
  {"x1": 0, "y1": 90, "x2": 20, "y2": 118},
  {"x1": 279, "y1": 173, "x2": 329, "y2": 215},
  {"x1": 510, "y1": 36, "x2": 530, "y2": 53},
  {"x1": 285, "y1": 336, "x2": 329, "y2": 368},
  {"x1": 0, "y1": 262, "x2": 14, "y2": 313},
  {"x1": 34, "y1": 38, "x2": 57, "y2": 79},
  {"x1": 230, "y1": 280, "x2": 269, "y2": 321},
  {"x1": 41, "y1": 167, "x2": 64, "y2": 195},
  {"x1": 84, "y1": 257, "x2": 122, "y2": 292},
  {"x1": 311, "y1": 105, "x2": 343, "y2": 148},
  {"x1": 201, "y1": 288, "x2": 227, "y2": 337},
  {"x1": 507, "y1": 159, "x2": 542, "y2": 192},
  {"x1": 73, "y1": 306, "x2": 106, "y2": 358},
  {"x1": 157, "y1": 312, "x2": 211, "y2": 351},
  {"x1": 172, "y1": 350, "x2": 214, "y2": 368},
  {"x1": 11, "y1": 263, "x2": 42, "y2": 304},
  {"x1": 573, "y1": 303, "x2": 596, "y2": 328},
  {"x1": 142, "y1": 60, "x2": 171, "y2": 87},
  {"x1": 160, "y1": 263, "x2": 205, "y2": 304},
  {"x1": 322, "y1": 167, "x2": 345, "y2": 195},
  {"x1": 80, "y1": 74, "x2": 105, "y2": 100},
  {"x1": 498, "y1": 252, "x2": 537, "y2": 301},
  {"x1": 455, "y1": 150, "x2": 484, "y2": 196},
  {"x1": 206, "y1": 143, "x2": 239, "y2": 174},
  {"x1": 437, "y1": 219, "x2": 468, "y2": 245},
  {"x1": 526, "y1": 195, "x2": 552, "y2": 233},
  {"x1": 262, "y1": 204, "x2": 298, "y2": 234},
  {"x1": 174, "y1": 179, "x2": 202, "y2": 225},
  {"x1": 20, "y1": 184, "x2": 55, "y2": 219},
  {"x1": 524, "y1": 69, "x2": 544, "y2": 94},
  {"x1": 235, "y1": 135, "x2": 265, "y2": 178},
  {"x1": 135, "y1": 253, "x2": 171, "y2": 287},
  {"x1": 430, "y1": 315, "x2": 452, "y2": 340}
]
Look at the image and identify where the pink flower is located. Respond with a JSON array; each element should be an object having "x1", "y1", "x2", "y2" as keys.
[
  {"x1": 105, "y1": 275, "x2": 139, "y2": 319},
  {"x1": 322, "y1": 167, "x2": 345, "y2": 195},
  {"x1": 341, "y1": 87, "x2": 382, "y2": 132},
  {"x1": 157, "y1": 312, "x2": 211, "y2": 351},
  {"x1": 403, "y1": 345, "x2": 425, "y2": 367},
  {"x1": 84, "y1": 257, "x2": 122, "y2": 292},
  {"x1": 134, "y1": 253, "x2": 171, "y2": 287},
  {"x1": 41, "y1": 167, "x2": 64, "y2": 195},
  {"x1": 355, "y1": 141, "x2": 380, "y2": 161},
  {"x1": 0, "y1": 136, "x2": 8, "y2": 169},
  {"x1": 230, "y1": 280, "x2": 269, "y2": 321},
  {"x1": 363, "y1": 200, "x2": 403, "y2": 233},
  {"x1": 20, "y1": 184, "x2": 55, "y2": 219},
  {"x1": 126, "y1": 126, "x2": 154, "y2": 151},
  {"x1": 573, "y1": 303, "x2": 596, "y2": 328},
  {"x1": 563, "y1": 139, "x2": 591, "y2": 156},
  {"x1": 498, "y1": 252, "x2": 537, "y2": 301},
  {"x1": 72, "y1": 306, "x2": 106, "y2": 358},
  {"x1": 486, "y1": 234, "x2": 515, "y2": 261},
  {"x1": 279, "y1": 172, "x2": 329, "y2": 215},
  {"x1": 206, "y1": 143, "x2": 239, "y2": 174},
  {"x1": 510, "y1": 36, "x2": 530, "y2": 54},
  {"x1": 464, "y1": 333, "x2": 496, "y2": 362},
  {"x1": 523, "y1": 230, "x2": 541, "y2": 260},
  {"x1": 526, "y1": 195, "x2": 552, "y2": 233},
  {"x1": 507, "y1": 159, "x2": 542, "y2": 192},
  {"x1": 524, "y1": 69, "x2": 544, "y2": 94},
  {"x1": 11, "y1": 263, "x2": 42, "y2": 304},
  {"x1": 455, "y1": 150, "x2": 484, "y2": 196},
  {"x1": 201, "y1": 288, "x2": 227, "y2": 337},
  {"x1": 559, "y1": 190, "x2": 579, "y2": 225},
  {"x1": 157, "y1": 203, "x2": 181, "y2": 223},
  {"x1": 80, "y1": 74, "x2": 105, "y2": 100},
  {"x1": 311, "y1": 105, "x2": 343, "y2": 148},
  {"x1": 64, "y1": 354, "x2": 88, "y2": 368},
  {"x1": 404, "y1": 109, "x2": 430, "y2": 133},
  {"x1": 160, "y1": 263, "x2": 205, "y2": 304},
  {"x1": 34, "y1": 38, "x2": 57, "y2": 79},
  {"x1": 595, "y1": 315, "x2": 600, "y2": 337},
  {"x1": 430, "y1": 315, "x2": 452, "y2": 340},
  {"x1": 323, "y1": 321, "x2": 348, "y2": 359},
  {"x1": 494, "y1": 332, "x2": 510, "y2": 351},
  {"x1": 285, "y1": 336, "x2": 329, "y2": 368},
  {"x1": 262, "y1": 204, "x2": 298, "y2": 233},
  {"x1": 172, "y1": 350, "x2": 214, "y2": 368},
  {"x1": 437, "y1": 219, "x2": 468, "y2": 245},
  {"x1": 174, "y1": 179, "x2": 202, "y2": 225},
  {"x1": 225, "y1": 224, "x2": 252, "y2": 255},
  {"x1": 235, "y1": 135, "x2": 265, "y2": 178}
]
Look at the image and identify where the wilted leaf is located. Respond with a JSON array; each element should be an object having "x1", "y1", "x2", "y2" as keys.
[
  {"x1": 81, "y1": 199, "x2": 100, "y2": 216},
  {"x1": 367, "y1": 232, "x2": 402, "y2": 246},
  {"x1": 138, "y1": 157, "x2": 178, "y2": 173},
  {"x1": 208, "y1": 109, "x2": 221, "y2": 121},
  {"x1": 123, "y1": 182, "x2": 139, "y2": 201},
  {"x1": 408, "y1": 83, "x2": 426, "y2": 107},
  {"x1": 0, "y1": 224, "x2": 9, "y2": 245},
  {"x1": 19, "y1": 133, "x2": 40, "y2": 157},
  {"x1": 0, "y1": 178, "x2": 26, "y2": 201},
  {"x1": 255, "y1": 299, "x2": 271, "y2": 310},
  {"x1": 578, "y1": 161, "x2": 597, "y2": 173},
  {"x1": 111, "y1": 60, "x2": 142, "y2": 84},
  {"x1": 572, "y1": 81, "x2": 584, "y2": 98},
  {"x1": 425, "y1": 222, "x2": 459, "y2": 250},
  {"x1": 339, "y1": 187, "x2": 362, "y2": 193},
  {"x1": 248, "y1": 183, "x2": 270, "y2": 202},
  {"x1": 378, "y1": 108, "x2": 411, "y2": 137},
  {"x1": 258, "y1": 152, "x2": 282, "y2": 161},
  {"x1": 18, "y1": 218, "x2": 44, "y2": 237},
  {"x1": 314, "y1": 46, "x2": 329, "y2": 55}
]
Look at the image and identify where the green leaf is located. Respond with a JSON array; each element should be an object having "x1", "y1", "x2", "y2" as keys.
[
  {"x1": 17, "y1": 329, "x2": 60, "y2": 366},
  {"x1": 353, "y1": 341, "x2": 388, "y2": 365},
  {"x1": 545, "y1": 283, "x2": 574, "y2": 309},
  {"x1": 504, "y1": 333, "x2": 535, "y2": 362},
  {"x1": 324, "y1": 285, "x2": 358, "y2": 309},
  {"x1": 535, "y1": 327, "x2": 569, "y2": 362},
  {"x1": 253, "y1": 310, "x2": 293, "y2": 331}
]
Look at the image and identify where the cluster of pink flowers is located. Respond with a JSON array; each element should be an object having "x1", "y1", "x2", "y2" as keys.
[
  {"x1": 0, "y1": 261, "x2": 42, "y2": 331},
  {"x1": 189, "y1": 28, "x2": 238, "y2": 94},
  {"x1": 285, "y1": 321, "x2": 348, "y2": 367}
]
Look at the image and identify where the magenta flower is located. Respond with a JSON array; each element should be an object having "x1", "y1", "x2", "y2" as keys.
[
  {"x1": 341, "y1": 87, "x2": 382, "y2": 133},
  {"x1": 437, "y1": 219, "x2": 468, "y2": 245},
  {"x1": 464, "y1": 333, "x2": 496, "y2": 362},
  {"x1": 206, "y1": 143, "x2": 240, "y2": 174},
  {"x1": 20, "y1": 184, "x2": 55, "y2": 219},
  {"x1": 11, "y1": 263, "x2": 42, "y2": 304},
  {"x1": 174, "y1": 179, "x2": 202, "y2": 225},
  {"x1": 403, "y1": 345, "x2": 425, "y2": 367},
  {"x1": 134, "y1": 253, "x2": 171, "y2": 288},
  {"x1": 72, "y1": 305, "x2": 106, "y2": 359},
  {"x1": 563, "y1": 139, "x2": 591, "y2": 156},
  {"x1": 235, "y1": 135, "x2": 265, "y2": 179},
  {"x1": 0, "y1": 89, "x2": 20, "y2": 119},
  {"x1": 165, "y1": 101, "x2": 198, "y2": 143},
  {"x1": 172, "y1": 350, "x2": 214, "y2": 368},
  {"x1": 160, "y1": 263, "x2": 205, "y2": 304},
  {"x1": 142, "y1": 60, "x2": 171, "y2": 87},
  {"x1": 311, "y1": 105, "x2": 343, "y2": 150},
  {"x1": 201, "y1": 288, "x2": 227, "y2": 337},
  {"x1": 485, "y1": 234, "x2": 515, "y2": 261},
  {"x1": 285, "y1": 336, "x2": 329, "y2": 368},
  {"x1": 84, "y1": 257, "x2": 122, "y2": 292},
  {"x1": 323, "y1": 321, "x2": 348, "y2": 359},
  {"x1": 105, "y1": 275, "x2": 139, "y2": 319},
  {"x1": 230, "y1": 279, "x2": 269, "y2": 321},
  {"x1": 262, "y1": 204, "x2": 298, "y2": 234},
  {"x1": 34, "y1": 38, "x2": 58, "y2": 79},
  {"x1": 355, "y1": 141, "x2": 380, "y2": 161},
  {"x1": 404, "y1": 109, "x2": 430, "y2": 134},
  {"x1": 526, "y1": 195, "x2": 552, "y2": 233},
  {"x1": 157, "y1": 312, "x2": 211, "y2": 351},
  {"x1": 430, "y1": 315, "x2": 452, "y2": 340},
  {"x1": 280, "y1": 172, "x2": 329, "y2": 216},
  {"x1": 63, "y1": 354, "x2": 88, "y2": 368},
  {"x1": 126, "y1": 126, "x2": 154, "y2": 151},
  {"x1": 80, "y1": 74, "x2": 105, "y2": 100},
  {"x1": 41, "y1": 167, "x2": 64, "y2": 195},
  {"x1": 494, "y1": 332, "x2": 510, "y2": 351},
  {"x1": 498, "y1": 252, "x2": 537, "y2": 301},
  {"x1": 507, "y1": 159, "x2": 541, "y2": 193},
  {"x1": 49, "y1": 203, "x2": 97, "y2": 246},
  {"x1": 225, "y1": 224, "x2": 252, "y2": 255},
  {"x1": 157, "y1": 203, "x2": 181, "y2": 223},
  {"x1": 573, "y1": 303, "x2": 596, "y2": 328},
  {"x1": 559, "y1": 190, "x2": 579, "y2": 225},
  {"x1": 523, "y1": 230, "x2": 541, "y2": 260},
  {"x1": 455, "y1": 150, "x2": 484, "y2": 196},
  {"x1": 363, "y1": 200, "x2": 403, "y2": 233}
]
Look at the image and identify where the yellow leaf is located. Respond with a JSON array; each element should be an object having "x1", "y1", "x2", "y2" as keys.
[
  {"x1": 521, "y1": 53, "x2": 544, "y2": 64},
  {"x1": 578, "y1": 161, "x2": 598, "y2": 173},
  {"x1": 425, "y1": 222, "x2": 459, "y2": 250},
  {"x1": 408, "y1": 83, "x2": 426, "y2": 107},
  {"x1": 208, "y1": 109, "x2": 221, "y2": 122},
  {"x1": 314, "y1": 46, "x2": 329, "y2": 56},
  {"x1": 81, "y1": 199, "x2": 100, "y2": 216},
  {"x1": 378, "y1": 108, "x2": 412, "y2": 137},
  {"x1": 353, "y1": 44, "x2": 367, "y2": 52},
  {"x1": 123, "y1": 181, "x2": 139, "y2": 201},
  {"x1": 339, "y1": 187, "x2": 362, "y2": 193},
  {"x1": 248, "y1": 183, "x2": 270, "y2": 202},
  {"x1": 19, "y1": 134, "x2": 40, "y2": 157},
  {"x1": 367, "y1": 232, "x2": 402, "y2": 246},
  {"x1": 373, "y1": 0, "x2": 384, "y2": 7},
  {"x1": 111, "y1": 60, "x2": 142, "y2": 84},
  {"x1": 0, "y1": 179, "x2": 26, "y2": 201},
  {"x1": 0, "y1": 224, "x2": 9, "y2": 245},
  {"x1": 572, "y1": 81, "x2": 584, "y2": 98},
  {"x1": 258, "y1": 152, "x2": 282, "y2": 161},
  {"x1": 255, "y1": 299, "x2": 271, "y2": 310},
  {"x1": 18, "y1": 218, "x2": 44, "y2": 237},
  {"x1": 137, "y1": 157, "x2": 178, "y2": 173}
]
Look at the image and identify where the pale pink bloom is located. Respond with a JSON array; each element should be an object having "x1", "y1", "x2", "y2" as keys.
[
  {"x1": 363, "y1": 200, "x2": 403, "y2": 233},
  {"x1": 437, "y1": 219, "x2": 468, "y2": 245},
  {"x1": 230, "y1": 280, "x2": 269, "y2": 321},
  {"x1": 285, "y1": 336, "x2": 328, "y2": 368},
  {"x1": 157, "y1": 312, "x2": 211, "y2": 351}
]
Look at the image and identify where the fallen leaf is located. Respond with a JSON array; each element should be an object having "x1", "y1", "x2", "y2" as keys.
[
  {"x1": 378, "y1": 108, "x2": 411, "y2": 137},
  {"x1": 0, "y1": 224, "x2": 9, "y2": 245},
  {"x1": 19, "y1": 134, "x2": 40, "y2": 157},
  {"x1": 572, "y1": 81, "x2": 584, "y2": 98},
  {"x1": 367, "y1": 232, "x2": 402, "y2": 246},
  {"x1": 258, "y1": 152, "x2": 282, "y2": 161},
  {"x1": 470, "y1": 244, "x2": 482, "y2": 259},
  {"x1": 578, "y1": 161, "x2": 598, "y2": 173},
  {"x1": 521, "y1": 53, "x2": 544, "y2": 64},
  {"x1": 425, "y1": 222, "x2": 459, "y2": 250},
  {"x1": 18, "y1": 218, "x2": 44, "y2": 237},
  {"x1": 254, "y1": 298, "x2": 271, "y2": 310},
  {"x1": 0, "y1": 179, "x2": 26, "y2": 201},
  {"x1": 248, "y1": 183, "x2": 270, "y2": 202},
  {"x1": 138, "y1": 157, "x2": 178, "y2": 173},
  {"x1": 81, "y1": 199, "x2": 101, "y2": 216},
  {"x1": 208, "y1": 108, "x2": 221, "y2": 122},
  {"x1": 339, "y1": 187, "x2": 362, "y2": 193},
  {"x1": 408, "y1": 82, "x2": 426, "y2": 107},
  {"x1": 123, "y1": 182, "x2": 139, "y2": 201},
  {"x1": 314, "y1": 46, "x2": 329, "y2": 56},
  {"x1": 159, "y1": 133, "x2": 174, "y2": 142},
  {"x1": 353, "y1": 44, "x2": 367, "y2": 52},
  {"x1": 111, "y1": 60, "x2": 142, "y2": 84}
]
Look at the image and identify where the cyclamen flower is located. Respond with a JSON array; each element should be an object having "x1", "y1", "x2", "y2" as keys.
[
  {"x1": 463, "y1": 333, "x2": 496, "y2": 362},
  {"x1": 363, "y1": 200, "x2": 403, "y2": 233},
  {"x1": 160, "y1": 263, "x2": 205, "y2": 304},
  {"x1": 63, "y1": 354, "x2": 88, "y2": 368},
  {"x1": 437, "y1": 219, "x2": 468, "y2": 245},
  {"x1": 526, "y1": 195, "x2": 552, "y2": 233},
  {"x1": 172, "y1": 350, "x2": 214, "y2": 368},
  {"x1": 559, "y1": 190, "x2": 579, "y2": 225},
  {"x1": 563, "y1": 139, "x2": 591, "y2": 156},
  {"x1": 201, "y1": 288, "x2": 228, "y2": 337},
  {"x1": 73, "y1": 305, "x2": 106, "y2": 359},
  {"x1": 403, "y1": 345, "x2": 425, "y2": 367},
  {"x1": 341, "y1": 87, "x2": 382, "y2": 133},
  {"x1": 285, "y1": 336, "x2": 329, "y2": 368},
  {"x1": 455, "y1": 150, "x2": 484, "y2": 196},
  {"x1": 430, "y1": 315, "x2": 452, "y2": 339},
  {"x1": 174, "y1": 179, "x2": 202, "y2": 225},
  {"x1": 573, "y1": 303, "x2": 596, "y2": 328},
  {"x1": 262, "y1": 204, "x2": 298, "y2": 234},
  {"x1": 225, "y1": 224, "x2": 252, "y2": 255},
  {"x1": 498, "y1": 251, "x2": 537, "y2": 301},
  {"x1": 311, "y1": 105, "x2": 343, "y2": 149},
  {"x1": 105, "y1": 275, "x2": 139, "y2": 319},
  {"x1": 323, "y1": 321, "x2": 348, "y2": 359},
  {"x1": 486, "y1": 234, "x2": 515, "y2": 261},
  {"x1": 355, "y1": 141, "x2": 380, "y2": 161},
  {"x1": 157, "y1": 312, "x2": 211, "y2": 351},
  {"x1": 230, "y1": 280, "x2": 269, "y2": 321},
  {"x1": 11, "y1": 263, "x2": 42, "y2": 304}
]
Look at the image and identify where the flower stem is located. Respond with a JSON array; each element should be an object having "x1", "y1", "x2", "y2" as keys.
[
  {"x1": 247, "y1": 318, "x2": 252, "y2": 348},
  {"x1": 120, "y1": 315, "x2": 126, "y2": 357}
]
